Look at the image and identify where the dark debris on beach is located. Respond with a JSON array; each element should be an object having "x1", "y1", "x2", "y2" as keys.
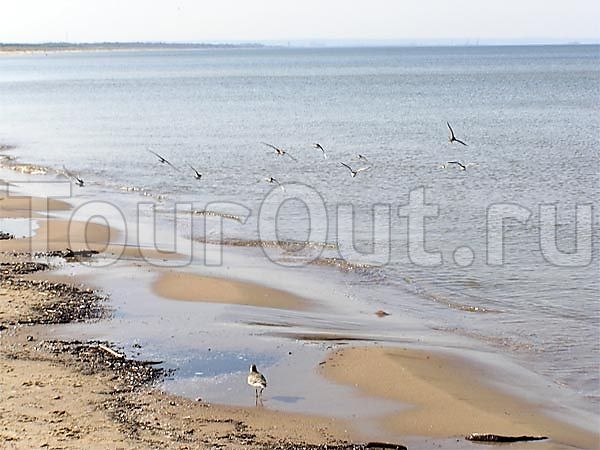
[
  {"x1": 39, "y1": 339, "x2": 165, "y2": 391},
  {"x1": 0, "y1": 230, "x2": 15, "y2": 240},
  {"x1": 7, "y1": 248, "x2": 100, "y2": 261},
  {"x1": 0, "y1": 255, "x2": 160, "y2": 391},
  {"x1": 1, "y1": 260, "x2": 50, "y2": 275},
  {"x1": 269, "y1": 444, "x2": 407, "y2": 450},
  {"x1": 102, "y1": 391, "x2": 407, "y2": 450},
  {"x1": 0, "y1": 259, "x2": 109, "y2": 324}
]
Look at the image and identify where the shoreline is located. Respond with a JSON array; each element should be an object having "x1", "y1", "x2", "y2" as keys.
[
  {"x1": 0, "y1": 168, "x2": 598, "y2": 448},
  {"x1": 321, "y1": 346, "x2": 598, "y2": 449},
  {"x1": 0, "y1": 42, "x2": 266, "y2": 56},
  {"x1": 0, "y1": 287, "x2": 357, "y2": 449},
  {"x1": 0, "y1": 198, "x2": 362, "y2": 449}
]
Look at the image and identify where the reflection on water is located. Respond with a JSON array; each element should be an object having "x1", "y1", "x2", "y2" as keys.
[{"x1": 165, "y1": 350, "x2": 276, "y2": 379}]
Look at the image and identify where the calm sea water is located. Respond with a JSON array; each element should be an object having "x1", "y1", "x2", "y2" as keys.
[{"x1": 0, "y1": 45, "x2": 598, "y2": 411}]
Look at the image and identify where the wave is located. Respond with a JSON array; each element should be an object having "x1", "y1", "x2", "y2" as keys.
[
  {"x1": 188, "y1": 210, "x2": 246, "y2": 223},
  {"x1": 309, "y1": 257, "x2": 376, "y2": 272},
  {"x1": 0, "y1": 146, "x2": 56, "y2": 176},
  {"x1": 389, "y1": 275, "x2": 497, "y2": 314},
  {"x1": 194, "y1": 236, "x2": 337, "y2": 251},
  {"x1": 118, "y1": 185, "x2": 166, "y2": 201},
  {"x1": 192, "y1": 235, "x2": 389, "y2": 277},
  {"x1": 0, "y1": 154, "x2": 51, "y2": 175}
]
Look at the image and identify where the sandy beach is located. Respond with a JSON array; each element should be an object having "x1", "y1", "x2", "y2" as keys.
[
  {"x1": 0, "y1": 184, "x2": 598, "y2": 450},
  {"x1": 321, "y1": 347, "x2": 598, "y2": 449},
  {"x1": 153, "y1": 271, "x2": 312, "y2": 310},
  {"x1": 0, "y1": 190, "x2": 359, "y2": 449}
]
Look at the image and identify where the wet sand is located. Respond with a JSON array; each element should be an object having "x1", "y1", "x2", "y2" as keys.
[
  {"x1": 0, "y1": 195, "x2": 71, "y2": 218},
  {"x1": 0, "y1": 202, "x2": 183, "y2": 261},
  {"x1": 0, "y1": 195, "x2": 72, "y2": 213},
  {"x1": 153, "y1": 271, "x2": 312, "y2": 311},
  {"x1": 321, "y1": 346, "x2": 598, "y2": 449}
]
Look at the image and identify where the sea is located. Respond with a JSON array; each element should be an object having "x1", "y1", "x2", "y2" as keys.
[{"x1": 0, "y1": 45, "x2": 598, "y2": 419}]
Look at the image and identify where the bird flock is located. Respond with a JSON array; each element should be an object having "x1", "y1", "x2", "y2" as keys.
[
  {"x1": 149, "y1": 121, "x2": 471, "y2": 183},
  {"x1": 57, "y1": 123, "x2": 470, "y2": 403},
  {"x1": 60, "y1": 122, "x2": 471, "y2": 189}
]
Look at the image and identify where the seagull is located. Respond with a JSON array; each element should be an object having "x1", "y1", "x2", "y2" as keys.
[
  {"x1": 446, "y1": 161, "x2": 467, "y2": 171},
  {"x1": 261, "y1": 142, "x2": 297, "y2": 161},
  {"x1": 62, "y1": 166, "x2": 84, "y2": 186},
  {"x1": 147, "y1": 148, "x2": 178, "y2": 170},
  {"x1": 264, "y1": 176, "x2": 285, "y2": 192},
  {"x1": 352, "y1": 153, "x2": 371, "y2": 164},
  {"x1": 447, "y1": 122, "x2": 468, "y2": 146},
  {"x1": 247, "y1": 364, "x2": 267, "y2": 399},
  {"x1": 340, "y1": 162, "x2": 371, "y2": 178},
  {"x1": 189, "y1": 165, "x2": 202, "y2": 180},
  {"x1": 312, "y1": 143, "x2": 328, "y2": 159}
]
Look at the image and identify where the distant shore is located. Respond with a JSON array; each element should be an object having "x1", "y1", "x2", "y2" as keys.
[
  {"x1": 0, "y1": 42, "x2": 265, "y2": 55},
  {"x1": 2, "y1": 41, "x2": 596, "y2": 56}
]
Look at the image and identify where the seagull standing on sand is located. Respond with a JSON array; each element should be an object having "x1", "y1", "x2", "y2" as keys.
[
  {"x1": 147, "y1": 149, "x2": 178, "y2": 170},
  {"x1": 312, "y1": 143, "x2": 328, "y2": 159},
  {"x1": 261, "y1": 142, "x2": 297, "y2": 161},
  {"x1": 189, "y1": 165, "x2": 202, "y2": 180},
  {"x1": 247, "y1": 364, "x2": 267, "y2": 399},
  {"x1": 340, "y1": 162, "x2": 371, "y2": 178},
  {"x1": 447, "y1": 122, "x2": 468, "y2": 146}
]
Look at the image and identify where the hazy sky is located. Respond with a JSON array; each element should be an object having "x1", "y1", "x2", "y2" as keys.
[{"x1": 1, "y1": 0, "x2": 598, "y2": 43}]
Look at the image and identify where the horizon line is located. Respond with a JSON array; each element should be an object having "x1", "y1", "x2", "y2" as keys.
[{"x1": 1, "y1": 38, "x2": 599, "y2": 48}]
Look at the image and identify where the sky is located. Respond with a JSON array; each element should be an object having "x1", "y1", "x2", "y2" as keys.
[{"x1": 1, "y1": 0, "x2": 598, "y2": 44}]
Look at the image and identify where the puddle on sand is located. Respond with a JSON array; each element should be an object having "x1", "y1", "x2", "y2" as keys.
[
  {"x1": 168, "y1": 350, "x2": 277, "y2": 378},
  {"x1": 162, "y1": 342, "x2": 403, "y2": 422},
  {"x1": 0, "y1": 218, "x2": 39, "y2": 238}
]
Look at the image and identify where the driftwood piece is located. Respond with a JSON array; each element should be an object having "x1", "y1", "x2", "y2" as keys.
[
  {"x1": 466, "y1": 433, "x2": 548, "y2": 442},
  {"x1": 138, "y1": 360, "x2": 163, "y2": 366},
  {"x1": 63, "y1": 248, "x2": 99, "y2": 259},
  {"x1": 96, "y1": 343, "x2": 125, "y2": 359},
  {"x1": 365, "y1": 442, "x2": 407, "y2": 450}
]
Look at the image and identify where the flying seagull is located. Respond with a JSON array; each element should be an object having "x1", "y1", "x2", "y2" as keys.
[
  {"x1": 447, "y1": 122, "x2": 468, "y2": 146},
  {"x1": 446, "y1": 161, "x2": 467, "y2": 170},
  {"x1": 312, "y1": 143, "x2": 328, "y2": 159},
  {"x1": 62, "y1": 166, "x2": 84, "y2": 186},
  {"x1": 147, "y1": 148, "x2": 178, "y2": 170},
  {"x1": 340, "y1": 162, "x2": 371, "y2": 178},
  {"x1": 261, "y1": 142, "x2": 297, "y2": 161},
  {"x1": 189, "y1": 165, "x2": 202, "y2": 180},
  {"x1": 264, "y1": 176, "x2": 285, "y2": 192},
  {"x1": 247, "y1": 364, "x2": 267, "y2": 400},
  {"x1": 356, "y1": 154, "x2": 370, "y2": 164}
]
